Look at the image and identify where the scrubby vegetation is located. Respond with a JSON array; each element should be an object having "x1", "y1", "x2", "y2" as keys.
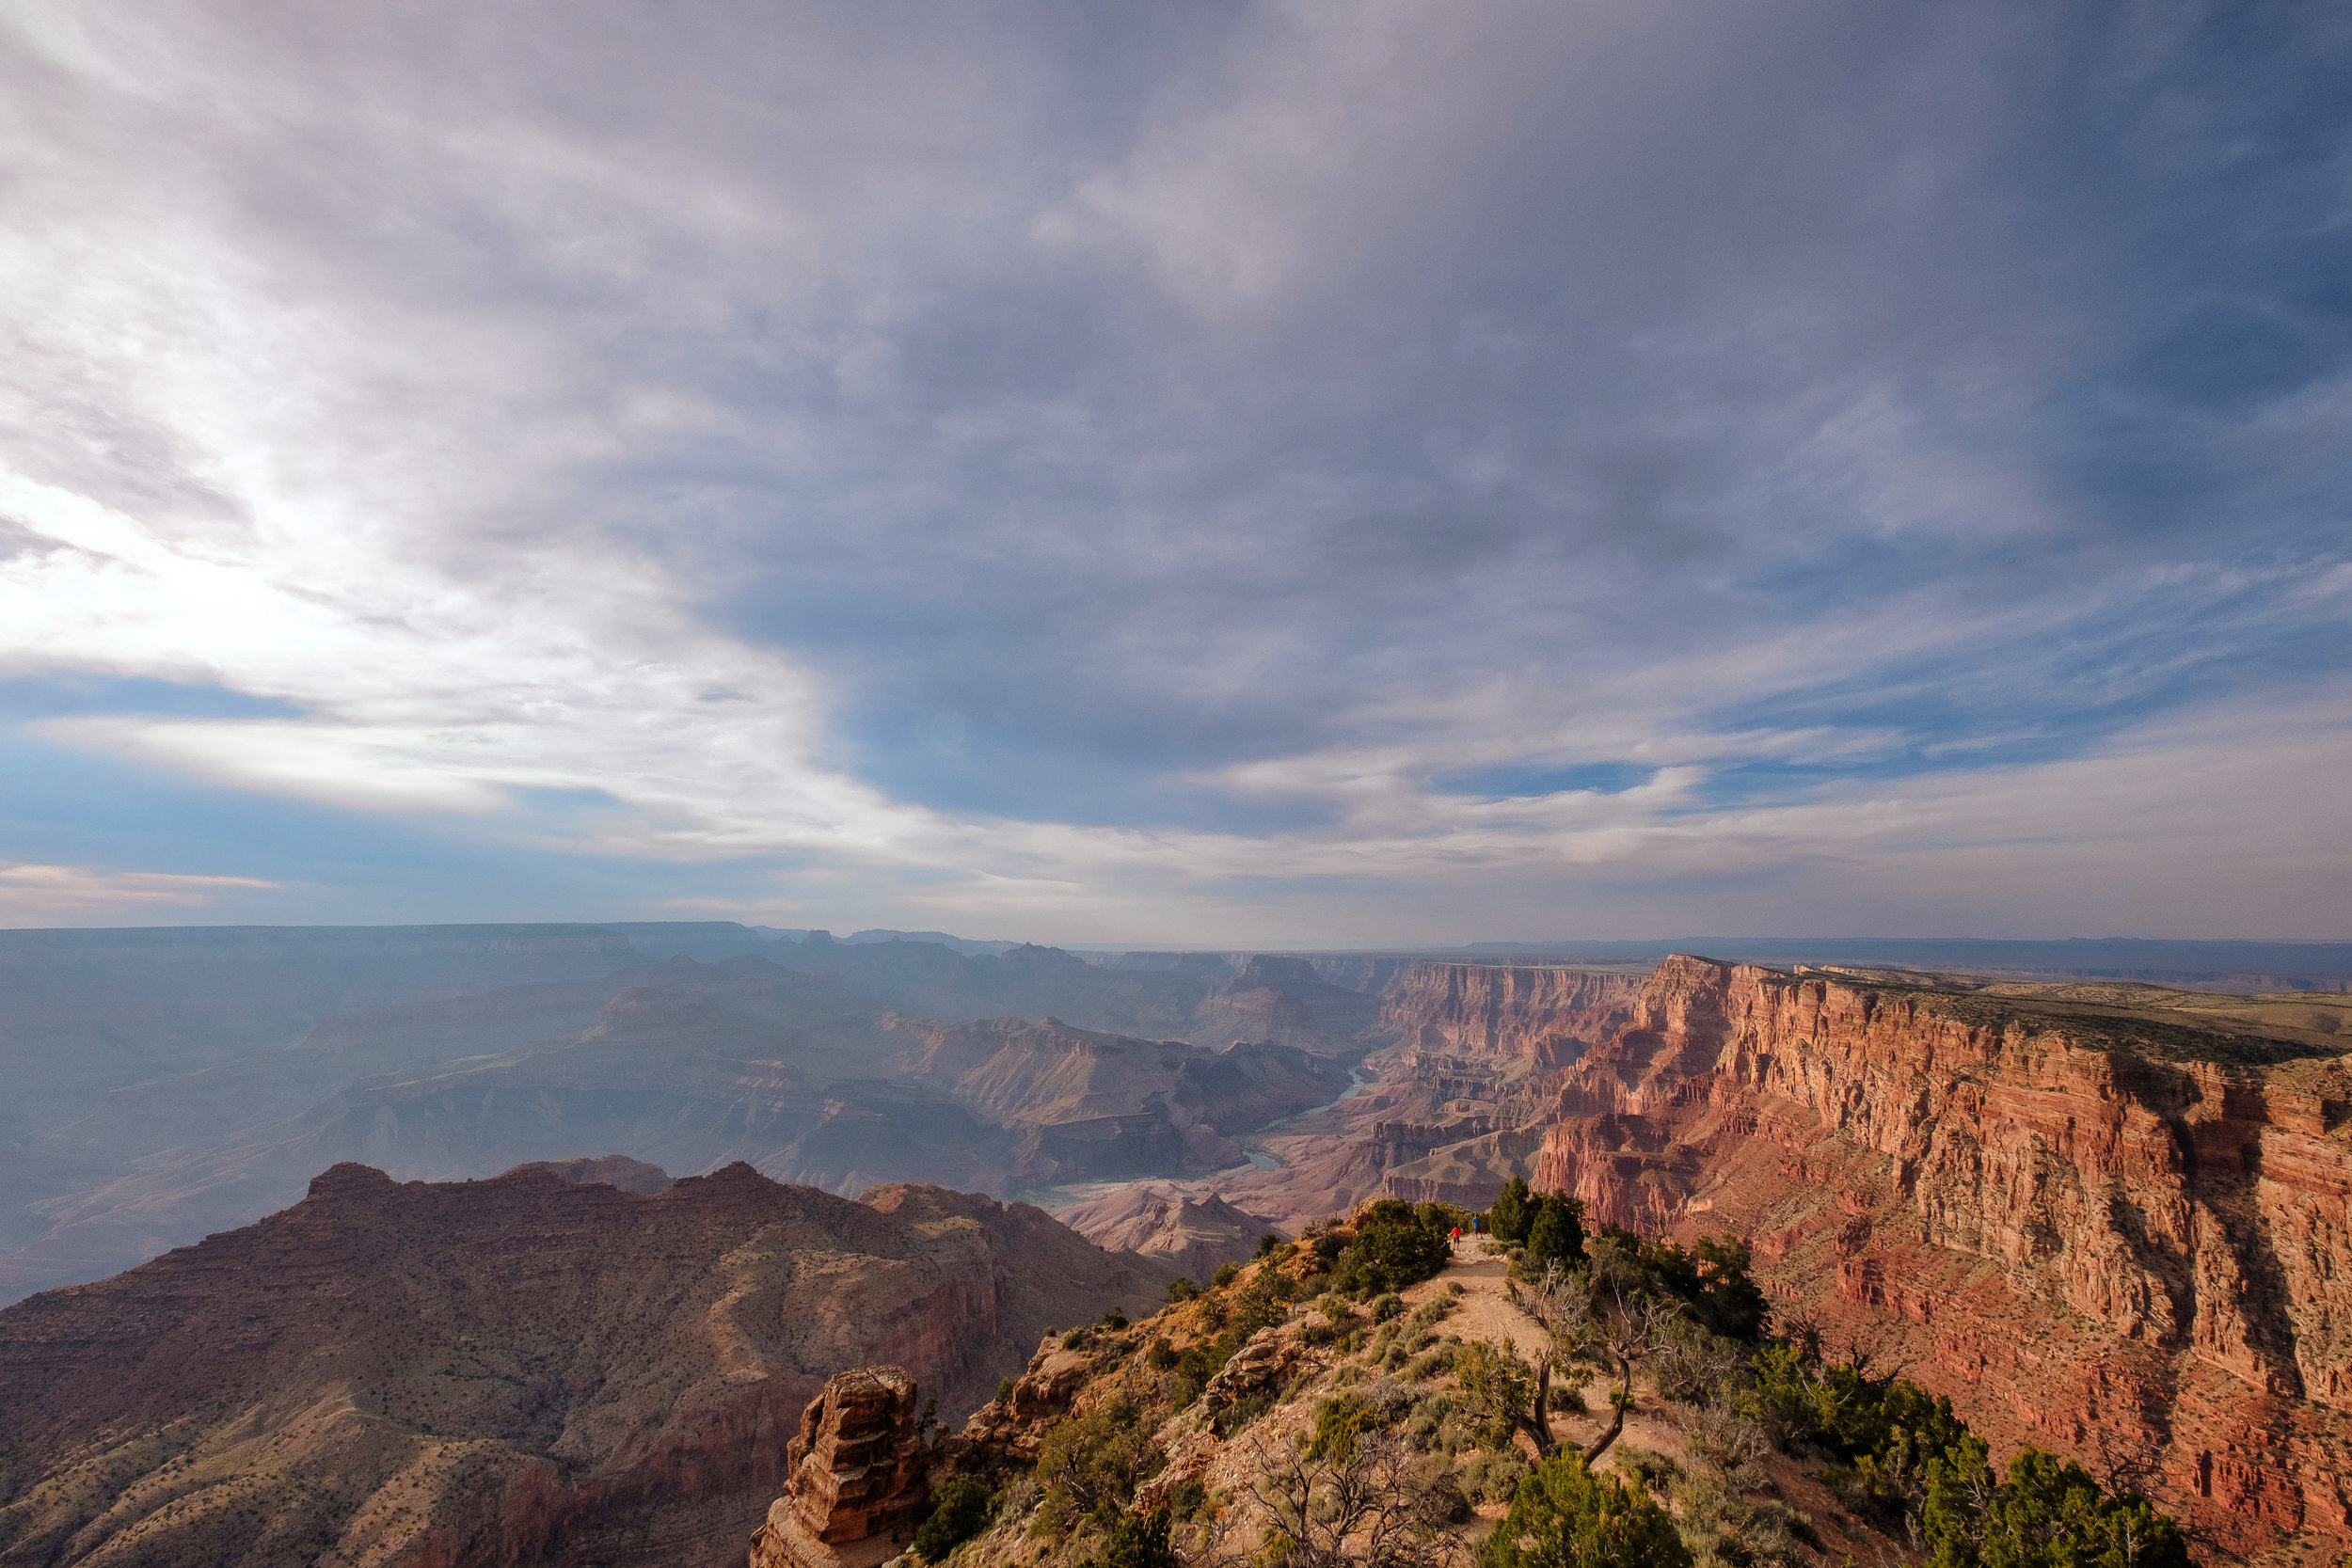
[
  {"x1": 1327, "y1": 1200, "x2": 1455, "y2": 1297},
  {"x1": 923, "y1": 1195, "x2": 2188, "y2": 1568},
  {"x1": 1167, "y1": 1268, "x2": 1294, "y2": 1405},
  {"x1": 1748, "y1": 1347, "x2": 2187, "y2": 1566},
  {"x1": 1033, "y1": 1397, "x2": 1165, "y2": 1540},
  {"x1": 1486, "y1": 1177, "x2": 1590, "y2": 1277},
  {"x1": 914, "y1": 1473, "x2": 993, "y2": 1561},
  {"x1": 1482, "y1": 1450, "x2": 1690, "y2": 1568}
]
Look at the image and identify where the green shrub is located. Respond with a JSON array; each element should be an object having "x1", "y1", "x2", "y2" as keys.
[
  {"x1": 914, "y1": 1474, "x2": 993, "y2": 1562},
  {"x1": 1371, "y1": 1292, "x2": 1405, "y2": 1323},
  {"x1": 1308, "y1": 1392, "x2": 1380, "y2": 1464},
  {"x1": 1033, "y1": 1398, "x2": 1165, "y2": 1539},
  {"x1": 1405, "y1": 1344, "x2": 1456, "y2": 1381},
  {"x1": 1453, "y1": 1338, "x2": 1537, "y2": 1447},
  {"x1": 1486, "y1": 1176, "x2": 1533, "y2": 1243},
  {"x1": 1613, "y1": 1445, "x2": 1684, "y2": 1498},
  {"x1": 1748, "y1": 1346, "x2": 1965, "y2": 1464},
  {"x1": 1481, "y1": 1451, "x2": 1692, "y2": 1568},
  {"x1": 1461, "y1": 1449, "x2": 1532, "y2": 1505},
  {"x1": 1330, "y1": 1221, "x2": 1451, "y2": 1297},
  {"x1": 1419, "y1": 1200, "x2": 1472, "y2": 1234},
  {"x1": 1211, "y1": 1261, "x2": 1241, "y2": 1289},
  {"x1": 1922, "y1": 1436, "x2": 2188, "y2": 1568},
  {"x1": 1144, "y1": 1338, "x2": 1179, "y2": 1370},
  {"x1": 1077, "y1": 1509, "x2": 1181, "y2": 1568},
  {"x1": 1166, "y1": 1276, "x2": 1199, "y2": 1304},
  {"x1": 1524, "y1": 1194, "x2": 1586, "y2": 1274}
]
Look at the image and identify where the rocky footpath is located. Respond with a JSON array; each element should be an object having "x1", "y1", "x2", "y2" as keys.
[
  {"x1": 1528, "y1": 955, "x2": 2352, "y2": 1563},
  {"x1": 939, "y1": 1223, "x2": 1902, "y2": 1568},
  {"x1": 0, "y1": 1161, "x2": 1175, "y2": 1568}
]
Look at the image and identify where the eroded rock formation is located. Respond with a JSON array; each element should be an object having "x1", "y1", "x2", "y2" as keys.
[
  {"x1": 1529, "y1": 956, "x2": 2352, "y2": 1562},
  {"x1": 0, "y1": 1161, "x2": 1174, "y2": 1568},
  {"x1": 749, "y1": 1367, "x2": 929, "y2": 1568},
  {"x1": 1381, "y1": 963, "x2": 1645, "y2": 1063},
  {"x1": 1051, "y1": 1181, "x2": 1281, "y2": 1282},
  {"x1": 961, "y1": 1335, "x2": 1100, "y2": 1466}
]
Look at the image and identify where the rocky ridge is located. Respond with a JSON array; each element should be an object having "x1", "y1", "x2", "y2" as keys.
[
  {"x1": 1048, "y1": 1182, "x2": 1281, "y2": 1284},
  {"x1": 0, "y1": 1160, "x2": 1175, "y2": 1568}
]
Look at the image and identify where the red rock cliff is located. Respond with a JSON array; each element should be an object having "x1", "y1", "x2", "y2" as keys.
[
  {"x1": 1531, "y1": 956, "x2": 2352, "y2": 1563},
  {"x1": 1378, "y1": 964, "x2": 1645, "y2": 1065}
]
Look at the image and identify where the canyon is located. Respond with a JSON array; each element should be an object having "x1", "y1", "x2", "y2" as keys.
[
  {"x1": 0, "y1": 940, "x2": 1361, "y2": 1305},
  {"x1": 7, "y1": 925, "x2": 2352, "y2": 1565},
  {"x1": 1507, "y1": 958, "x2": 2352, "y2": 1563},
  {"x1": 0, "y1": 1159, "x2": 1172, "y2": 1568},
  {"x1": 1065, "y1": 954, "x2": 2352, "y2": 1562}
]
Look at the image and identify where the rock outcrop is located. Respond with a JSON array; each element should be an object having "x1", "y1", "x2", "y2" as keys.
[
  {"x1": 1052, "y1": 1181, "x2": 1282, "y2": 1282},
  {"x1": 750, "y1": 1367, "x2": 929, "y2": 1568},
  {"x1": 501, "y1": 1154, "x2": 675, "y2": 1193},
  {"x1": 960, "y1": 1337, "x2": 1101, "y2": 1465},
  {"x1": 1198, "y1": 1324, "x2": 1306, "y2": 1415},
  {"x1": 0, "y1": 1161, "x2": 1175, "y2": 1568},
  {"x1": 1528, "y1": 955, "x2": 2352, "y2": 1563},
  {"x1": 1379, "y1": 964, "x2": 1644, "y2": 1064}
]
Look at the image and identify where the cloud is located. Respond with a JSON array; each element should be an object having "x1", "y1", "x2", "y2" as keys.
[
  {"x1": 0, "y1": 862, "x2": 277, "y2": 921},
  {"x1": 0, "y1": 0, "x2": 2344, "y2": 940}
]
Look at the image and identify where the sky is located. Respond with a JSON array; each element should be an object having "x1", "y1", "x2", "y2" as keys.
[{"x1": 0, "y1": 0, "x2": 2347, "y2": 946}]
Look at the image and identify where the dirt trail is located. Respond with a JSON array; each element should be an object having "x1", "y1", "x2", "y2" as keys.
[{"x1": 1404, "y1": 1235, "x2": 1667, "y2": 1467}]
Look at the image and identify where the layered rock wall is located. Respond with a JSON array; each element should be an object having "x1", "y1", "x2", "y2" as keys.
[
  {"x1": 750, "y1": 1367, "x2": 929, "y2": 1568},
  {"x1": 1528, "y1": 956, "x2": 2352, "y2": 1562},
  {"x1": 1379, "y1": 965, "x2": 1644, "y2": 1064}
]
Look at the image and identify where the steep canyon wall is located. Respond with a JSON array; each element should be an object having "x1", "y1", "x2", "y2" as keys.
[
  {"x1": 1530, "y1": 957, "x2": 2352, "y2": 1563},
  {"x1": 1378, "y1": 963, "x2": 1645, "y2": 1063}
]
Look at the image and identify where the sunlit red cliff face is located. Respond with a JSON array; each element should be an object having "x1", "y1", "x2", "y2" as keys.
[{"x1": 1530, "y1": 956, "x2": 2352, "y2": 1564}]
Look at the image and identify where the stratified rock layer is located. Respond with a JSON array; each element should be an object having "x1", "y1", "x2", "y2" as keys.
[
  {"x1": 749, "y1": 1367, "x2": 928, "y2": 1568},
  {"x1": 1529, "y1": 956, "x2": 2352, "y2": 1564},
  {"x1": 1381, "y1": 964, "x2": 1645, "y2": 1064},
  {"x1": 1051, "y1": 1181, "x2": 1281, "y2": 1282},
  {"x1": 0, "y1": 1162, "x2": 1173, "y2": 1568}
]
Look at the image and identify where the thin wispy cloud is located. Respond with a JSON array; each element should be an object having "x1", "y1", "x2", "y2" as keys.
[
  {"x1": 0, "y1": 861, "x2": 276, "y2": 920},
  {"x1": 0, "y1": 0, "x2": 2344, "y2": 942}
]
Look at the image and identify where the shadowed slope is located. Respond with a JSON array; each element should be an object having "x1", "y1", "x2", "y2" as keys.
[{"x1": 0, "y1": 1162, "x2": 1176, "y2": 1568}]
